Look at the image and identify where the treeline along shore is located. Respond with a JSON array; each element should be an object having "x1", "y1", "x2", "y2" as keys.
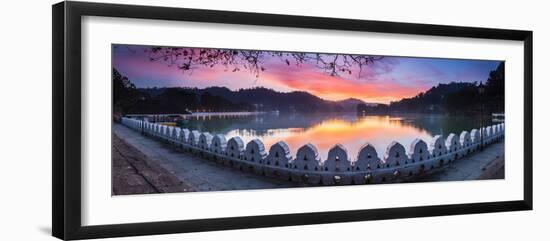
[
  {"x1": 114, "y1": 62, "x2": 504, "y2": 116},
  {"x1": 358, "y1": 63, "x2": 504, "y2": 115}
]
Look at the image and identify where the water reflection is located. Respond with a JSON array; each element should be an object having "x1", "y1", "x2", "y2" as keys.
[{"x1": 179, "y1": 113, "x2": 493, "y2": 160}]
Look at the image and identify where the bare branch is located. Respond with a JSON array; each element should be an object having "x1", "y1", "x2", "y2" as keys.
[{"x1": 140, "y1": 47, "x2": 384, "y2": 79}]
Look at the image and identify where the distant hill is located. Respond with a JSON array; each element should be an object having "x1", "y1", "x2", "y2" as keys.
[
  {"x1": 115, "y1": 62, "x2": 504, "y2": 116},
  {"x1": 357, "y1": 62, "x2": 505, "y2": 115},
  {"x1": 335, "y1": 98, "x2": 377, "y2": 110},
  {"x1": 136, "y1": 86, "x2": 376, "y2": 114},
  {"x1": 357, "y1": 82, "x2": 480, "y2": 114},
  {"x1": 389, "y1": 82, "x2": 478, "y2": 113}
]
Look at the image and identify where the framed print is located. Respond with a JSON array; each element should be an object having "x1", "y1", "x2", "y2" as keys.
[{"x1": 52, "y1": 1, "x2": 533, "y2": 240}]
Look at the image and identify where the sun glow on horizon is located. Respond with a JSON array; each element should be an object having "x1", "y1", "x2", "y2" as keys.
[
  {"x1": 113, "y1": 45, "x2": 501, "y2": 104},
  {"x1": 222, "y1": 115, "x2": 433, "y2": 160}
]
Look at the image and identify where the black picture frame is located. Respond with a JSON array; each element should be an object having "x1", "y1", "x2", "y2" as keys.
[{"x1": 52, "y1": 1, "x2": 533, "y2": 240}]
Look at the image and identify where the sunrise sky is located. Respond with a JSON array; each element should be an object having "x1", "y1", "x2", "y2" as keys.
[{"x1": 112, "y1": 45, "x2": 501, "y2": 104}]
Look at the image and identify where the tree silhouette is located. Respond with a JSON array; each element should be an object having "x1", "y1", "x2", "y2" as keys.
[
  {"x1": 113, "y1": 68, "x2": 140, "y2": 114},
  {"x1": 356, "y1": 62, "x2": 505, "y2": 115},
  {"x1": 118, "y1": 46, "x2": 383, "y2": 78}
]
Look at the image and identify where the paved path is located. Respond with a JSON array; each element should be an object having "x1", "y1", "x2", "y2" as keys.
[
  {"x1": 113, "y1": 123, "x2": 299, "y2": 192},
  {"x1": 112, "y1": 134, "x2": 194, "y2": 195},
  {"x1": 114, "y1": 123, "x2": 504, "y2": 192},
  {"x1": 412, "y1": 141, "x2": 504, "y2": 182}
]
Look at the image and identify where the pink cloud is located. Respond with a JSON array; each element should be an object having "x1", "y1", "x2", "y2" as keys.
[
  {"x1": 113, "y1": 46, "x2": 498, "y2": 104},
  {"x1": 257, "y1": 61, "x2": 425, "y2": 103}
]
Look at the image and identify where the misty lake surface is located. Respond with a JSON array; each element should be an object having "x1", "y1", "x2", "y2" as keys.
[{"x1": 179, "y1": 113, "x2": 495, "y2": 161}]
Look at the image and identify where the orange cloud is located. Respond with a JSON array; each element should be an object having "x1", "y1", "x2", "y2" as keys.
[
  {"x1": 259, "y1": 64, "x2": 428, "y2": 104},
  {"x1": 225, "y1": 116, "x2": 434, "y2": 160}
]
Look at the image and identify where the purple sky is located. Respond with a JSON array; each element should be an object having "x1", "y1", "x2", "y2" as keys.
[{"x1": 113, "y1": 44, "x2": 501, "y2": 104}]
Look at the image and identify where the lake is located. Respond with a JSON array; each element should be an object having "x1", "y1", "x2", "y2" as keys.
[{"x1": 177, "y1": 113, "x2": 495, "y2": 161}]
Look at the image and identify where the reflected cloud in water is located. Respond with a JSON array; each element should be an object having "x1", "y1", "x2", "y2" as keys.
[{"x1": 181, "y1": 113, "x2": 492, "y2": 160}]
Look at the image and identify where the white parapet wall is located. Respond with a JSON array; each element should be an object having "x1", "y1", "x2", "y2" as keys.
[{"x1": 120, "y1": 117, "x2": 505, "y2": 185}]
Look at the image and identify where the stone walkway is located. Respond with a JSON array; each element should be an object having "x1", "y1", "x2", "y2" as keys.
[
  {"x1": 112, "y1": 133, "x2": 194, "y2": 195},
  {"x1": 412, "y1": 141, "x2": 505, "y2": 182},
  {"x1": 113, "y1": 123, "x2": 299, "y2": 192},
  {"x1": 113, "y1": 123, "x2": 505, "y2": 193}
]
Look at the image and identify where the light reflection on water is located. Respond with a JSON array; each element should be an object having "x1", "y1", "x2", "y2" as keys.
[{"x1": 180, "y1": 113, "x2": 493, "y2": 161}]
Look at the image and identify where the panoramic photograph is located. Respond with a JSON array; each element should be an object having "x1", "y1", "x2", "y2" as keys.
[{"x1": 112, "y1": 44, "x2": 505, "y2": 195}]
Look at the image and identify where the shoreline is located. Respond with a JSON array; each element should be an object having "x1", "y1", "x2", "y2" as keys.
[
  {"x1": 113, "y1": 123, "x2": 298, "y2": 193},
  {"x1": 113, "y1": 121, "x2": 505, "y2": 194}
]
